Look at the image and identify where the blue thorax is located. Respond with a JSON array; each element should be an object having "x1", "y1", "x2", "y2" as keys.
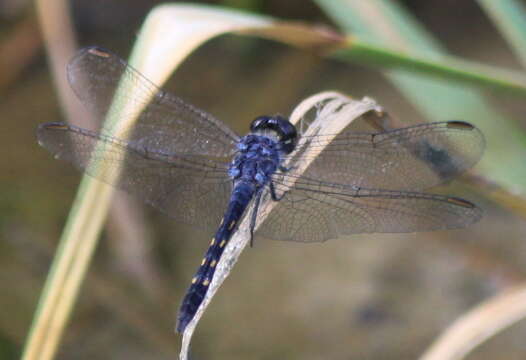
[{"x1": 228, "y1": 134, "x2": 283, "y2": 186}]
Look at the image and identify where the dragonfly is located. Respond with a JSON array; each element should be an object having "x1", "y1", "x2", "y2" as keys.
[{"x1": 37, "y1": 46, "x2": 484, "y2": 333}]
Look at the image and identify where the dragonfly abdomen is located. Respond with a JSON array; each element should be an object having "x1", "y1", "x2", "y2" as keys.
[{"x1": 177, "y1": 182, "x2": 255, "y2": 332}]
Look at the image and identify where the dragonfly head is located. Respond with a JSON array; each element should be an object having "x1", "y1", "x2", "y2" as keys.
[{"x1": 250, "y1": 115, "x2": 297, "y2": 154}]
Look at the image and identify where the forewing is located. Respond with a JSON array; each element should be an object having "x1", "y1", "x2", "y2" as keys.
[
  {"x1": 37, "y1": 123, "x2": 232, "y2": 232},
  {"x1": 256, "y1": 176, "x2": 482, "y2": 243},
  {"x1": 67, "y1": 46, "x2": 239, "y2": 157},
  {"x1": 284, "y1": 121, "x2": 484, "y2": 191}
]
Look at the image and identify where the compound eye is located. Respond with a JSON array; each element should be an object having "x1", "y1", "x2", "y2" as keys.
[
  {"x1": 250, "y1": 116, "x2": 270, "y2": 132},
  {"x1": 273, "y1": 116, "x2": 297, "y2": 154}
]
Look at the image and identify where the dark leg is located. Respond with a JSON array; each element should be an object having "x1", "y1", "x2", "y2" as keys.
[
  {"x1": 270, "y1": 181, "x2": 285, "y2": 201},
  {"x1": 249, "y1": 191, "x2": 262, "y2": 247}
]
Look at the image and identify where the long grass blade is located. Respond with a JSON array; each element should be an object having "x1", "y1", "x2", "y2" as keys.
[
  {"x1": 23, "y1": 4, "x2": 272, "y2": 360},
  {"x1": 333, "y1": 37, "x2": 526, "y2": 96}
]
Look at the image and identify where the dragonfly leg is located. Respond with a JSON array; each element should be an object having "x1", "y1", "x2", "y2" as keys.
[
  {"x1": 279, "y1": 165, "x2": 292, "y2": 172},
  {"x1": 269, "y1": 181, "x2": 285, "y2": 201},
  {"x1": 249, "y1": 191, "x2": 262, "y2": 247}
]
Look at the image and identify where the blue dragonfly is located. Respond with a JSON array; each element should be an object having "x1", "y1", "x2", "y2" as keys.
[{"x1": 37, "y1": 46, "x2": 484, "y2": 332}]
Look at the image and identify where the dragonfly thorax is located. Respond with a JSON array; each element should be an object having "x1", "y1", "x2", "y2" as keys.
[{"x1": 228, "y1": 134, "x2": 283, "y2": 186}]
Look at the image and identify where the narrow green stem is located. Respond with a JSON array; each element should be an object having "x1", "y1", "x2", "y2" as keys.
[{"x1": 331, "y1": 37, "x2": 526, "y2": 96}]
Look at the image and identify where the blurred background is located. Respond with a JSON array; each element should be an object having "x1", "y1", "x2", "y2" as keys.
[{"x1": 2, "y1": 0, "x2": 526, "y2": 359}]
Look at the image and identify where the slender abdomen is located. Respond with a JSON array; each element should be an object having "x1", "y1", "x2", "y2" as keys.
[{"x1": 176, "y1": 182, "x2": 255, "y2": 332}]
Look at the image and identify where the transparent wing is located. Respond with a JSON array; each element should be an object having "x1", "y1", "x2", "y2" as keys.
[
  {"x1": 67, "y1": 46, "x2": 239, "y2": 157},
  {"x1": 37, "y1": 123, "x2": 232, "y2": 232},
  {"x1": 256, "y1": 175, "x2": 482, "y2": 243},
  {"x1": 284, "y1": 121, "x2": 484, "y2": 191}
]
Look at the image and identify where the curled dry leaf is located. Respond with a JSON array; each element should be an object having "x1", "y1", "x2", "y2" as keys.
[
  {"x1": 419, "y1": 284, "x2": 526, "y2": 360},
  {"x1": 180, "y1": 92, "x2": 383, "y2": 359}
]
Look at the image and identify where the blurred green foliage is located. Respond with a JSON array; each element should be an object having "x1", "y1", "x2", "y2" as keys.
[{"x1": 2, "y1": 1, "x2": 526, "y2": 360}]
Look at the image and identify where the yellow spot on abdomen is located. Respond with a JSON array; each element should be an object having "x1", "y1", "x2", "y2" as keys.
[
  {"x1": 210, "y1": 238, "x2": 215, "y2": 245},
  {"x1": 191, "y1": 277, "x2": 198, "y2": 284},
  {"x1": 219, "y1": 239, "x2": 226, "y2": 248},
  {"x1": 210, "y1": 260, "x2": 217, "y2": 267},
  {"x1": 228, "y1": 220, "x2": 236, "y2": 230},
  {"x1": 201, "y1": 258, "x2": 206, "y2": 266},
  {"x1": 203, "y1": 279, "x2": 210, "y2": 286}
]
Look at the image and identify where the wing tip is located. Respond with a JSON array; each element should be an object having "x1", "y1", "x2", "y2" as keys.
[
  {"x1": 67, "y1": 46, "x2": 114, "y2": 76},
  {"x1": 73, "y1": 45, "x2": 112, "y2": 59},
  {"x1": 446, "y1": 196, "x2": 483, "y2": 226},
  {"x1": 446, "y1": 120, "x2": 475, "y2": 130},
  {"x1": 85, "y1": 46, "x2": 112, "y2": 58},
  {"x1": 37, "y1": 122, "x2": 70, "y2": 148},
  {"x1": 38, "y1": 122, "x2": 70, "y2": 131},
  {"x1": 447, "y1": 196, "x2": 475, "y2": 208}
]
